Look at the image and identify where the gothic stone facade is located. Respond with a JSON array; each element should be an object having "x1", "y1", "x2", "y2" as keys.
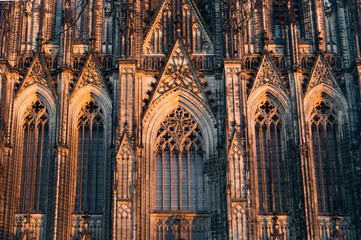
[{"x1": 0, "y1": 0, "x2": 361, "y2": 239}]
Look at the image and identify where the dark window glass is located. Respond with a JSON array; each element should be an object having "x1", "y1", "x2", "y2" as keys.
[
  {"x1": 75, "y1": 101, "x2": 104, "y2": 213},
  {"x1": 20, "y1": 100, "x2": 49, "y2": 212}
]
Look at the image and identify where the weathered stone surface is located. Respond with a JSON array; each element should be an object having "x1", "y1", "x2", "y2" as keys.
[{"x1": 0, "y1": 0, "x2": 360, "y2": 239}]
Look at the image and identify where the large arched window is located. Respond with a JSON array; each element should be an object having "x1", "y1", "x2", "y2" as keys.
[
  {"x1": 155, "y1": 107, "x2": 204, "y2": 211},
  {"x1": 255, "y1": 100, "x2": 286, "y2": 213},
  {"x1": 74, "y1": 100, "x2": 104, "y2": 213},
  {"x1": 20, "y1": 100, "x2": 50, "y2": 212},
  {"x1": 310, "y1": 100, "x2": 342, "y2": 214}
]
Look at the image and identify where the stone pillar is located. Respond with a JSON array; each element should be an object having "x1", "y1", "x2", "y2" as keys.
[{"x1": 52, "y1": 69, "x2": 71, "y2": 240}]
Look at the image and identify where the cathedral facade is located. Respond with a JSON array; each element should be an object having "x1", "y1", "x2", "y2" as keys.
[{"x1": 0, "y1": 0, "x2": 361, "y2": 239}]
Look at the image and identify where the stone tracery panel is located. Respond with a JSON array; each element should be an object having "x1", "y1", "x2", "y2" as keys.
[
  {"x1": 115, "y1": 202, "x2": 133, "y2": 240},
  {"x1": 229, "y1": 137, "x2": 246, "y2": 200},
  {"x1": 153, "y1": 215, "x2": 209, "y2": 240},
  {"x1": 116, "y1": 137, "x2": 134, "y2": 199},
  {"x1": 231, "y1": 202, "x2": 247, "y2": 240}
]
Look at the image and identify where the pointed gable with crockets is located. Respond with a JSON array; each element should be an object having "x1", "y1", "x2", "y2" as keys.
[
  {"x1": 148, "y1": 40, "x2": 210, "y2": 105},
  {"x1": 143, "y1": 0, "x2": 213, "y2": 54},
  {"x1": 306, "y1": 54, "x2": 341, "y2": 92},
  {"x1": 17, "y1": 54, "x2": 55, "y2": 96},
  {"x1": 71, "y1": 54, "x2": 110, "y2": 95},
  {"x1": 250, "y1": 53, "x2": 285, "y2": 94}
]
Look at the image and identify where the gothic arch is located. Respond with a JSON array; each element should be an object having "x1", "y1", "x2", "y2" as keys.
[
  {"x1": 303, "y1": 85, "x2": 349, "y2": 215},
  {"x1": 247, "y1": 88, "x2": 292, "y2": 217},
  {"x1": 248, "y1": 85, "x2": 291, "y2": 123},
  {"x1": 13, "y1": 84, "x2": 56, "y2": 123},
  {"x1": 304, "y1": 84, "x2": 348, "y2": 125},
  {"x1": 143, "y1": 89, "x2": 217, "y2": 156},
  {"x1": 12, "y1": 85, "x2": 56, "y2": 214},
  {"x1": 13, "y1": 85, "x2": 56, "y2": 159},
  {"x1": 142, "y1": 89, "x2": 216, "y2": 239},
  {"x1": 68, "y1": 86, "x2": 112, "y2": 213}
]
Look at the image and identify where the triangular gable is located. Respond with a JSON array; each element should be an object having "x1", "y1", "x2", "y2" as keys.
[
  {"x1": 143, "y1": 0, "x2": 213, "y2": 54},
  {"x1": 17, "y1": 54, "x2": 54, "y2": 95},
  {"x1": 148, "y1": 40, "x2": 210, "y2": 104},
  {"x1": 117, "y1": 131, "x2": 135, "y2": 160},
  {"x1": 71, "y1": 54, "x2": 109, "y2": 94},
  {"x1": 228, "y1": 131, "x2": 245, "y2": 155},
  {"x1": 306, "y1": 54, "x2": 340, "y2": 92},
  {"x1": 250, "y1": 54, "x2": 284, "y2": 93}
]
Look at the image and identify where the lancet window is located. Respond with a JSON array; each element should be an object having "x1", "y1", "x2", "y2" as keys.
[
  {"x1": 155, "y1": 107, "x2": 204, "y2": 211},
  {"x1": 310, "y1": 100, "x2": 342, "y2": 214},
  {"x1": 75, "y1": 100, "x2": 104, "y2": 213},
  {"x1": 20, "y1": 100, "x2": 50, "y2": 212},
  {"x1": 255, "y1": 100, "x2": 286, "y2": 213}
]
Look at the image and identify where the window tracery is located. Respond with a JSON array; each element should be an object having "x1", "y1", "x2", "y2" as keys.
[
  {"x1": 116, "y1": 138, "x2": 133, "y2": 199},
  {"x1": 75, "y1": 100, "x2": 104, "y2": 213},
  {"x1": 155, "y1": 107, "x2": 204, "y2": 211},
  {"x1": 254, "y1": 100, "x2": 286, "y2": 213},
  {"x1": 20, "y1": 100, "x2": 50, "y2": 212},
  {"x1": 310, "y1": 100, "x2": 342, "y2": 214}
]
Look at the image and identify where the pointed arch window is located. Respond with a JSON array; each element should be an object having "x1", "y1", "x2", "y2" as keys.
[
  {"x1": 310, "y1": 100, "x2": 342, "y2": 214},
  {"x1": 75, "y1": 100, "x2": 104, "y2": 213},
  {"x1": 20, "y1": 100, "x2": 50, "y2": 212},
  {"x1": 155, "y1": 107, "x2": 204, "y2": 211},
  {"x1": 255, "y1": 100, "x2": 286, "y2": 213}
]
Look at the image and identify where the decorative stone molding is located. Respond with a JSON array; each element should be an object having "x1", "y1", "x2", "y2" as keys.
[
  {"x1": 71, "y1": 214, "x2": 102, "y2": 240},
  {"x1": 151, "y1": 212, "x2": 210, "y2": 240},
  {"x1": 250, "y1": 54, "x2": 285, "y2": 94},
  {"x1": 318, "y1": 215, "x2": 355, "y2": 240},
  {"x1": 115, "y1": 201, "x2": 133, "y2": 240},
  {"x1": 230, "y1": 202, "x2": 247, "y2": 240},
  {"x1": 14, "y1": 213, "x2": 45, "y2": 240},
  {"x1": 258, "y1": 214, "x2": 289, "y2": 240}
]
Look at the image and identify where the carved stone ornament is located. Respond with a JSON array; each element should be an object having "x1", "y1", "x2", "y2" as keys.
[
  {"x1": 158, "y1": 48, "x2": 200, "y2": 94},
  {"x1": 20, "y1": 57, "x2": 50, "y2": 92},
  {"x1": 251, "y1": 55, "x2": 284, "y2": 92},
  {"x1": 73, "y1": 55, "x2": 105, "y2": 92},
  {"x1": 307, "y1": 55, "x2": 336, "y2": 91}
]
